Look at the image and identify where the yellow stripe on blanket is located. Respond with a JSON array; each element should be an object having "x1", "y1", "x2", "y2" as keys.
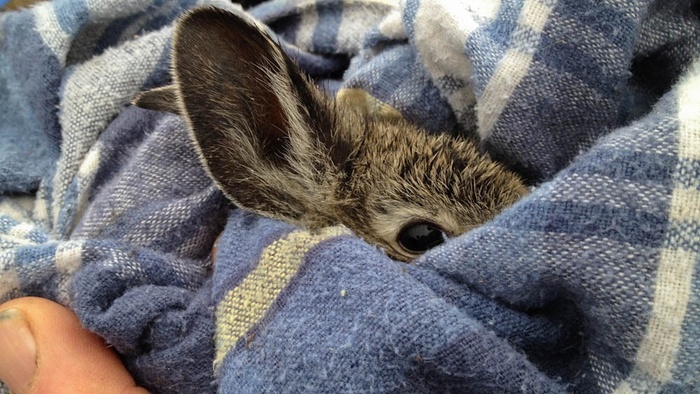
[
  {"x1": 336, "y1": 88, "x2": 404, "y2": 121},
  {"x1": 214, "y1": 226, "x2": 351, "y2": 368}
]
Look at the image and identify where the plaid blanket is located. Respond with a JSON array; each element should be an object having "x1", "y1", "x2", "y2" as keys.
[{"x1": 1, "y1": 0, "x2": 699, "y2": 392}]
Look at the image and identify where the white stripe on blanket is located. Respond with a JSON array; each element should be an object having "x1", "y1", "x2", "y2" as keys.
[
  {"x1": 477, "y1": 0, "x2": 557, "y2": 138},
  {"x1": 413, "y1": 0, "x2": 499, "y2": 128},
  {"x1": 34, "y1": 4, "x2": 70, "y2": 67}
]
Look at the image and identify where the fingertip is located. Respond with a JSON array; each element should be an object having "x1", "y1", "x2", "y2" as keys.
[{"x1": 0, "y1": 308, "x2": 36, "y2": 393}]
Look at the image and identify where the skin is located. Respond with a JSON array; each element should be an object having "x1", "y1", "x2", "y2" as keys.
[{"x1": 0, "y1": 297, "x2": 149, "y2": 394}]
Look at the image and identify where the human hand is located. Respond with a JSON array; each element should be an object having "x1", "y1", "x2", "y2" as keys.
[{"x1": 0, "y1": 297, "x2": 149, "y2": 394}]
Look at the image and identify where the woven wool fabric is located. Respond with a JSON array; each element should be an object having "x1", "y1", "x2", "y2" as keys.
[{"x1": 1, "y1": 0, "x2": 699, "y2": 393}]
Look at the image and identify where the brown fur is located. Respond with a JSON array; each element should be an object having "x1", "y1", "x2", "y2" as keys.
[
  {"x1": 2, "y1": 0, "x2": 43, "y2": 11},
  {"x1": 133, "y1": 8, "x2": 528, "y2": 261}
]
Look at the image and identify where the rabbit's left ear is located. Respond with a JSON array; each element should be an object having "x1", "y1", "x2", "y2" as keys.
[{"x1": 169, "y1": 8, "x2": 351, "y2": 221}]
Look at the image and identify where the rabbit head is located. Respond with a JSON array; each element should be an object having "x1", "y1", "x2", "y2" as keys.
[{"x1": 134, "y1": 8, "x2": 528, "y2": 261}]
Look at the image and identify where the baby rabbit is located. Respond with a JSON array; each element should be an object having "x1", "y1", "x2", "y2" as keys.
[{"x1": 133, "y1": 8, "x2": 528, "y2": 261}]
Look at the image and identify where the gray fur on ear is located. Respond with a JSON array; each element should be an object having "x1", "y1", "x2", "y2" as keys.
[
  {"x1": 132, "y1": 85, "x2": 181, "y2": 114},
  {"x1": 171, "y1": 7, "x2": 349, "y2": 226}
]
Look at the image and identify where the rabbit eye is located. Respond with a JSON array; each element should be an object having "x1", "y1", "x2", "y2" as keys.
[{"x1": 397, "y1": 221, "x2": 447, "y2": 254}]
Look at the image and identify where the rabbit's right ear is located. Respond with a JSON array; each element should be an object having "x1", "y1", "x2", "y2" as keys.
[
  {"x1": 132, "y1": 85, "x2": 181, "y2": 114},
  {"x1": 172, "y1": 8, "x2": 349, "y2": 223}
]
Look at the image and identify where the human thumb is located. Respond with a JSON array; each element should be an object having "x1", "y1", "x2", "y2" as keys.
[{"x1": 0, "y1": 297, "x2": 149, "y2": 394}]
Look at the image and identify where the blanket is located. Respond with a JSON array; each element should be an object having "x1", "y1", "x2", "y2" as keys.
[{"x1": 1, "y1": 0, "x2": 699, "y2": 392}]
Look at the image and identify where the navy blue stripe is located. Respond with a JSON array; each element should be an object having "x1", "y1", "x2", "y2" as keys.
[
  {"x1": 500, "y1": 200, "x2": 669, "y2": 247},
  {"x1": 89, "y1": 107, "x2": 160, "y2": 194},
  {"x1": 15, "y1": 244, "x2": 57, "y2": 276},
  {"x1": 402, "y1": 0, "x2": 420, "y2": 38},
  {"x1": 55, "y1": 179, "x2": 80, "y2": 237},
  {"x1": 3, "y1": 12, "x2": 63, "y2": 148},
  {"x1": 674, "y1": 158, "x2": 700, "y2": 190},
  {"x1": 140, "y1": 41, "x2": 173, "y2": 90},
  {"x1": 404, "y1": 68, "x2": 457, "y2": 133},
  {"x1": 312, "y1": 1, "x2": 343, "y2": 54},
  {"x1": 343, "y1": 45, "x2": 420, "y2": 108},
  {"x1": 534, "y1": 35, "x2": 625, "y2": 99},
  {"x1": 94, "y1": 0, "x2": 195, "y2": 57},
  {"x1": 534, "y1": 1, "x2": 643, "y2": 99},
  {"x1": 482, "y1": 0, "x2": 522, "y2": 47},
  {"x1": 284, "y1": 41, "x2": 349, "y2": 77},
  {"x1": 269, "y1": 12, "x2": 302, "y2": 46},
  {"x1": 664, "y1": 223, "x2": 700, "y2": 254},
  {"x1": 16, "y1": 244, "x2": 61, "y2": 302},
  {"x1": 54, "y1": 0, "x2": 89, "y2": 34},
  {"x1": 553, "y1": 0, "x2": 641, "y2": 41},
  {"x1": 572, "y1": 148, "x2": 676, "y2": 185}
]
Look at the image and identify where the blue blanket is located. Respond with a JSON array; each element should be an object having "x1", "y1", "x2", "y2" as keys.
[{"x1": 1, "y1": 0, "x2": 699, "y2": 392}]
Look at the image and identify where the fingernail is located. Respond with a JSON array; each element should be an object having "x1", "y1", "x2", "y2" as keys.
[{"x1": 0, "y1": 308, "x2": 37, "y2": 394}]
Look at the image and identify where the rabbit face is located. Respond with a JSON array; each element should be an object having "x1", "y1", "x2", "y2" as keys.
[
  {"x1": 335, "y1": 119, "x2": 527, "y2": 261},
  {"x1": 133, "y1": 8, "x2": 527, "y2": 261}
]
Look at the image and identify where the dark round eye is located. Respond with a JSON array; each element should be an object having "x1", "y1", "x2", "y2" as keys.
[{"x1": 397, "y1": 221, "x2": 447, "y2": 254}]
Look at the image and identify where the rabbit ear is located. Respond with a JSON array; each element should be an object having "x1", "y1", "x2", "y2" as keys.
[
  {"x1": 132, "y1": 85, "x2": 181, "y2": 114},
  {"x1": 172, "y1": 8, "x2": 348, "y2": 223}
]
